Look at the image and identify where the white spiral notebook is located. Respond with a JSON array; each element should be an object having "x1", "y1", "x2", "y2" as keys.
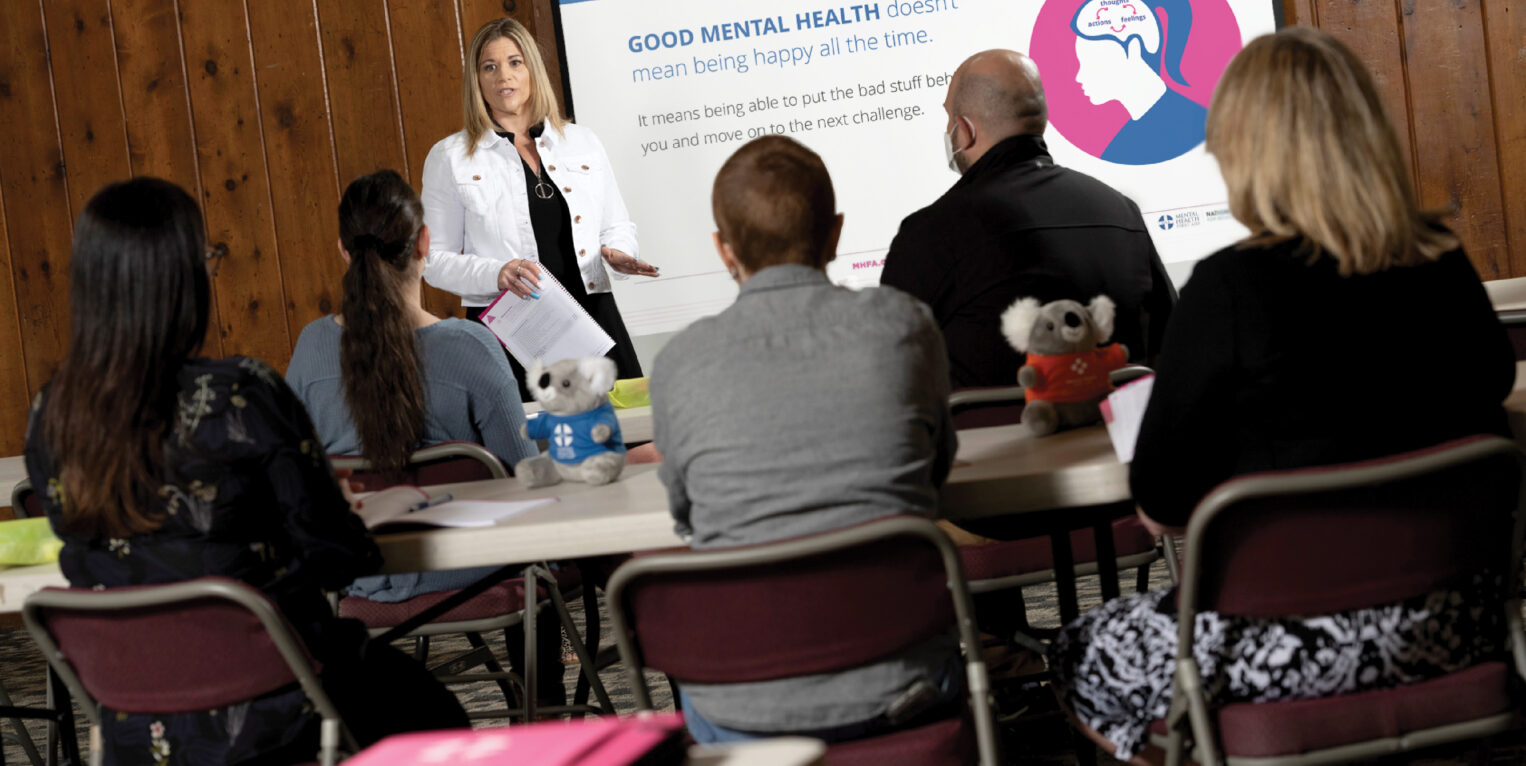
[{"x1": 479, "y1": 269, "x2": 614, "y2": 368}]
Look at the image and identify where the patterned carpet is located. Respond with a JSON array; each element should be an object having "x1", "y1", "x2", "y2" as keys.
[{"x1": 0, "y1": 561, "x2": 1521, "y2": 764}]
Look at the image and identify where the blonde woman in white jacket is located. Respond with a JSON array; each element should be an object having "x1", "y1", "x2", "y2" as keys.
[{"x1": 422, "y1": 17, "x2": 655, "y2": 396}]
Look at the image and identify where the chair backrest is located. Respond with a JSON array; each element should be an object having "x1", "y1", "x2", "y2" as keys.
[
  {"x1": 949, "y1": 386, "x2": 1026, "y2": 430},
  {"x1": 331, "y1": 441, "x2": 508, "y2": 491},
  {"x1": 606, "y1": 515, "x2": 997, "y2": 763},
  {"x1": 10, "y1": 478, "x2": 42, "y2": 520},
  {"x1": 22, "y1": 576, "x2": 345, "y2": 744},
  {"x1": 1179, "y1": 436, "x2": 1526, "y2": 625},
  {"x1": 1497, "y1": 309, "x2": 1526, "y2": 360},
  {"x1": 948, "y1": 367, "x2": 1152, "y2": 430}
]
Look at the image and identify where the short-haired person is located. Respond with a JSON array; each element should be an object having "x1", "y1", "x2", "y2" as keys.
[
  {"x1": 1051, "y1": 28, "x2": 1514, "y2": 764},
  {"x1": 650, "y1": 136, "x2": 961, "y2": 743},
  {"x1": 881, "y1": 49, "x2": 1174, "y2": 388},
  {"x1": 422, "y1": 17, "x2": 655, "y2": 400},
  {"x1": 25, "y1": 178, "x2": 467, "y2": 764}
]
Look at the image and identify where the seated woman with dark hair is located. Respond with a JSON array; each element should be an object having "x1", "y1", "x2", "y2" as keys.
[
  {"x1": 25, "y1": 177, "x2": 467, "y2": 765},
  {"x1": 286, "y1": 169, "x2": 566, "y2": 703},
  {"x1": 650, "y1": 135, "x2": 962, "y2": 744},
  {"x1": 1050, "y1": 28, "x2": 1515, "y2": 765},
  {"x1": 286, "y1": 169, "x2": 537, "y2": 477}
]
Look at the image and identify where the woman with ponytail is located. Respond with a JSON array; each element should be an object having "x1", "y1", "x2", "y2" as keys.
[
  {"x1": 287, "y1": 169, "x2": 537, "y2": 475},
  {"x1": 26, "y1": 177, "x2": 466, "y2": 765},
  {"x1": 287, "y1": 171, "x2": 567, "y2": 704}
]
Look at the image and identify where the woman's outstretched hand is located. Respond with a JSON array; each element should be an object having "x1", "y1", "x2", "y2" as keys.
[{"x1": 602, "y1": 246, "x2": 659, "y2": 277}]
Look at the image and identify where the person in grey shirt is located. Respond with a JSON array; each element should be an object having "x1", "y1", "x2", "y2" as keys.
[{"x1": 651, "y1": 136, "x2": 960, "y2": 743}]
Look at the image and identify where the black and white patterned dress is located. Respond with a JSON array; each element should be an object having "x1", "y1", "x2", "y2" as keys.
[{"x1": 1049, "y1": 576, "x2": 1504, "y2": 758}]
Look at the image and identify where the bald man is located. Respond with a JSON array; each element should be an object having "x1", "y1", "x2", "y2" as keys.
[{"x1": 881, "y1": 50, "x2": 1174, "y2": 389}]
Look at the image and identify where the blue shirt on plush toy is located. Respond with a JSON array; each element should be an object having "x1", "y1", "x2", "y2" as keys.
[{"x1": 526, "y1": 401, "x2": 626, "y2": 465}]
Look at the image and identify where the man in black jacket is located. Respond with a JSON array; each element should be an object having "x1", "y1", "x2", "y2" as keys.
[{"x1": 881, "y1": 49, "x2": 1175, "y2": 390}]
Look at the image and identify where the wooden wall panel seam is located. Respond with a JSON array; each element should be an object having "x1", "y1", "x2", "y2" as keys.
[
  {"x1": 1391, "y1": 0, "x2": 1422, "y2": 192},
  {"x1": 104, "y1": 0, "x2": 134, "y2": 177},
  {"x1": 0, "y1": 178, "x2": 33, "y2": 416},
  {"x1": 167, "y1": 0, "x2": 223, "y2": 358},
  {"x1": 1479, "y1": 0, "x2": 1521, "y2": 261},
  {"x1": 236, "y1": 0, "x2": 295, "y2": 354},
  {"x1": 169, "y1": 0, "x2": 206, "y2": 204},
  {"x1": 36, "y1": 0, "x2": 77, "y2": 226},
  {"x1": 381, "y1": 0, "x2": 413, "y2": 181},
  {"x1": 306, "y1": 0, "x2": 345, "y2": 201}
]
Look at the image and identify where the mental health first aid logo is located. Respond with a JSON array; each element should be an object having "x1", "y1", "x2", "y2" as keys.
[{"x1": 1030, "y1": 0, "x2": 1244, "y2": 166}]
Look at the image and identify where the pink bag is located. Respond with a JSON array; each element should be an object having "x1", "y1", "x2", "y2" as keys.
[{"x1": 345, "y1": 714, "x2": 687, "y2": 765}]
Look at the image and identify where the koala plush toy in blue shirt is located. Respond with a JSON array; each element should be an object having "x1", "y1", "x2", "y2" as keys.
[{"x1": 518, "y1": 357, "x2": 627, "y2": 488}]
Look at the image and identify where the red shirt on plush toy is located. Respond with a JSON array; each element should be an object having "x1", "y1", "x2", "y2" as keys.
[{"x1": 1000, "y1": 296, "x2": 1130, "y2": 436}]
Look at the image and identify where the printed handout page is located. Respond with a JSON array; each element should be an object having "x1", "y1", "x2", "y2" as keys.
[
  {"x1": 479, "y1": 270, "x2": 615, "y2": 368},
  {"x1": 1100, "y1": 375, "x2": 1154, "y2": 464}
]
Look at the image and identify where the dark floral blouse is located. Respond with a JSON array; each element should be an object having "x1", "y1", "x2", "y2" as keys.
[{"x1": 25, "y1": 356, "x2": 382, "y2": 765}]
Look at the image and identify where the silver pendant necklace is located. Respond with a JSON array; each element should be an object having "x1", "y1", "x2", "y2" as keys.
[{"x1": 533, "y1": 171, "x2": 555, "y2": 200}]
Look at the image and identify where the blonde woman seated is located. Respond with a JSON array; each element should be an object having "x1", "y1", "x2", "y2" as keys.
[{"x1": 1049, "y1": 28, "x2": 1515, "y2": 763}]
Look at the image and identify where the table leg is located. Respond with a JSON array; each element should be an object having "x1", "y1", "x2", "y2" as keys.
[
  {"x1": 1094, "y1": 517, "x2": 1120, "y2": 602},
  {"x1": 523, "y1": 565, "x2": 538, "y2": 723},
  {"x1": 1050, "y1": 531, "x2": 1079, "y2": 624}
]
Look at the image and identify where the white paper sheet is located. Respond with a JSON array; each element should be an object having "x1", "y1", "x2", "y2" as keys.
[
  {"x1": 1101, "y1": 375, "x2": 1155, "y2": 464},
  {"x1": 479, "y1": 270, "x2": 614, "y2": 368}
]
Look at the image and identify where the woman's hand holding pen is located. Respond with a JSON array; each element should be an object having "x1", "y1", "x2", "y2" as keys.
[{"x1": 497, "y1": 258, "x2": 542, "y2": 299}]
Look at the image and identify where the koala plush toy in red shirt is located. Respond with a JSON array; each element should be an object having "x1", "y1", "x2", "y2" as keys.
[{"x1": 1000, "y1": 296, "x2": 1129, "y2": 436}]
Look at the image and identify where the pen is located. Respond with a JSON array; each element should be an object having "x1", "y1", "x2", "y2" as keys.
[{"x1": 409, "y1": 493, "x2": 454, "y2": 512}]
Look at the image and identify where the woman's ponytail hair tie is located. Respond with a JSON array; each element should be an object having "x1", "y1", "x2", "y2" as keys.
[{"x1": 349, "y1": 233, "x2": 404, "y2": 261}]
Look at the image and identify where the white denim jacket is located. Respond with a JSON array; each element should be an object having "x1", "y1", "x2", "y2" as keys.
[{"x1": 420, "y1": 123, "x2": 639, "y2": 306}]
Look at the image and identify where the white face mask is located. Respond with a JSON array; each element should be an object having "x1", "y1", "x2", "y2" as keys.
[{"x1": 943, "y1": 118, "x2": 967, "y2": 174}]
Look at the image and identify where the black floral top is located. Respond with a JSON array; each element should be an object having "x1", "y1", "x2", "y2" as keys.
[{"x1": 25, "y1": 356, "x2": 382, "y2": 765}]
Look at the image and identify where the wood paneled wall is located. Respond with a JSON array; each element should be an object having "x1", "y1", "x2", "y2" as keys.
[
  {"x1": 0, "y1": 0, "x2": 549, "y2": 455},
  {"x1": 1282, "y1": 0, "x2": 1526, "y2": 282},
  {"x1": 0, "y1": 0, "x2": 1522, "y2": 456}
]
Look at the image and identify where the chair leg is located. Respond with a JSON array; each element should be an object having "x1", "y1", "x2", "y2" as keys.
[
  {"x1": 573, "y1": 584, "x2": 601, "y2": 708},
  {"x1": 464, "y1": 631, "x2": 522, "y2": 709},
  {"x1": 44, "y1": 669, "x2": 80, "y2": 766},
  {"x1": 538, "y1": 572, "x2": 615, "y2": 714},
  {"x1": 1136, "y1": 561, "x2": 1152, "y2": 594},
  {"x1": 412, "y1": 635, "x2": 429, "y2": 663},
  {"x1": 0, "y1": 680, "x2": 46, "y2": 766}
]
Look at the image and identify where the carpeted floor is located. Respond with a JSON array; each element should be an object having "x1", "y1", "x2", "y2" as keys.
[{"x1": 0, "y1": 560, "x2": 1521, "y2": 764}]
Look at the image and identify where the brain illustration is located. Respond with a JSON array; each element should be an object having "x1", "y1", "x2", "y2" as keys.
[{"x1": 1073, "y1": 0, "x2": 1161, "y2": 53}]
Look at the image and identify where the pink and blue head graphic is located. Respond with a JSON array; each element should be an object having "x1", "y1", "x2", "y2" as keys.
[{"x1": 1030, "y1": 0, "x2": 1243, "y2": 165}]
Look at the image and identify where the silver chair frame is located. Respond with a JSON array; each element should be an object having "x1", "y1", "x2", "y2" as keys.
[
  {"x1": 22, "y1": 578, "x2": 356, "y2": 766},
  {"x1": 606, "y1": 516, "x2": 1001, "y2": 766},
  {"x1": 1160, "y1": 436, "x2": 1526, "y2": 766},
  {"x1": 328, "y1": 441, "x2": 510, "y2": 479},
  {"x1": 331, "y1": 444, "x2": 612, "y2": 719}
]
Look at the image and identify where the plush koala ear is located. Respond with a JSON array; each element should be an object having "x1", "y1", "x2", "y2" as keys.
[
  {"x1": 578, "y1": 357, "x2": 617, "y2": 394},
  {"x1": 527, "y1": 358, "x2": 547, "y2": 382},
  {"x1": 1088, "y1": 295, "x2": 1117, "y2": 343},
  {"x1": 1000, "y1": 298, "x2": 1042, "y2": 353}
]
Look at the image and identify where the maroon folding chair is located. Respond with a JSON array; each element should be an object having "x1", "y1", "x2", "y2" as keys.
[
  {"x1": 1497, "y1": 309, "x2": 1526, "y2": 360},
  {"x1": 329, "y1": 441, "x2": 509, "y2": 491},
  {"x1": 22, "y1": 576, "x2": 353, "y2": 766},
  {"x1": 330, "y1": 442, "x2": 613, "y2": 720},
  {"x1": 1152, "y1": 435, "x2": 1526, "y2": 765},
  {"x1": 10, "y1": 478, "x2": 43, "y2": 520},
  {"x1": 606, "y1": 515, "x2": 1001, "y2": 766},
  {"x1": 948, "y1": 375, "x2": 1165, "y2": 640}
]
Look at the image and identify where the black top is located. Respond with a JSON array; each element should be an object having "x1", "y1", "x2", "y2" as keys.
[
  {"x1": 881, "y1": 134, "x2": 1175, "y2": 389},
  {"x1": 1130, "y1": 238, "x2": 1515, "y2": 526},
  {"x1": 25, "y1": 356, "x2": 381, "y2": 763},
  {"x1": 496, "y1": 125, "x2": 587, "y2": 300}
]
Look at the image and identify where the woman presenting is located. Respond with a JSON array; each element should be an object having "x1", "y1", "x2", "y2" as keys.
[{"x1": 422, "y1": 17, "x2": 655, "y2": 397}]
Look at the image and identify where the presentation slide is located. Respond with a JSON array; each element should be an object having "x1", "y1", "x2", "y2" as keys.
[{"x1": 557, "y1": 0, "x2": 1278, "y2": 337}]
